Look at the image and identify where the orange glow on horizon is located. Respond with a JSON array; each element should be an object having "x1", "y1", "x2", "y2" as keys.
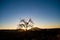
[{"x1": 0, "y1": 24, "x2": 60, "y2": 29}]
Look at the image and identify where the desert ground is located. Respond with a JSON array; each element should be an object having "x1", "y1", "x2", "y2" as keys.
[{"x1": 0, "y1": 28, "x2": 60, "y2": 40}]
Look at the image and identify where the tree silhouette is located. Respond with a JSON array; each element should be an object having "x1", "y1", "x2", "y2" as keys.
[{"x1": 18, "y1": 18, "x2": 33, "y2": 31}]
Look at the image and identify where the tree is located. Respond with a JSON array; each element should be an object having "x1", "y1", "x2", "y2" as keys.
[{"x1": 17, "y1": 18, "x2": 33, "y2": 31}]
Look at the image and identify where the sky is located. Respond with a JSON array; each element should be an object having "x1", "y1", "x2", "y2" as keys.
[{"x1": 0, "y1": 0, "x2": 60, "y2": 29}]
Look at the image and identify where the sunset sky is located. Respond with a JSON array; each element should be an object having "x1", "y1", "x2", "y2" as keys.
[{"x1": 0, "y1": 0, "x2": 60, "y2": 29}]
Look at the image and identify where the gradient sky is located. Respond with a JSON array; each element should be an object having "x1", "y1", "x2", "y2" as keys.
[{"x1": 0, "y1": 0, "x2": 60, "y2": 29}]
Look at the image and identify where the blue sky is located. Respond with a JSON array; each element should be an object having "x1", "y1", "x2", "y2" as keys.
[{"x1": 0, "y1": 0, "x2": 60, "y2": 29}]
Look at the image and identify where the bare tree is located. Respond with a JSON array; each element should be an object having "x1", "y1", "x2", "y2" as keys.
[{"x1": 17, "y1": 18, "x2": 33, "y2": 31}]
